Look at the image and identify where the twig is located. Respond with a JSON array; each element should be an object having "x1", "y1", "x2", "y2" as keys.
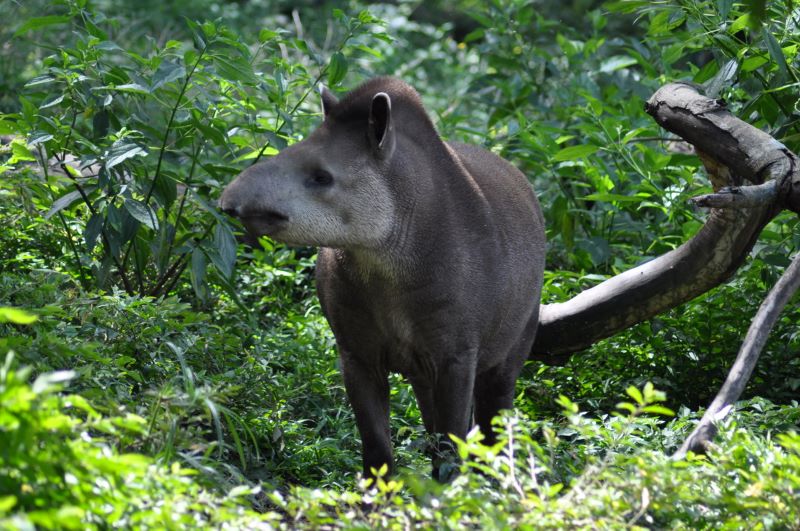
[{"x1": 690, "y1": 181, "x2": 779, "y2": 209}]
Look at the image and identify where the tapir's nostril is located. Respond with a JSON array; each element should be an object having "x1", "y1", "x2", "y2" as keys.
[{"x1": 221, "y1": 206, "x2": 240, "y2": 218}]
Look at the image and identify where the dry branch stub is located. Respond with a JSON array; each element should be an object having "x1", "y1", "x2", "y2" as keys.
[{"x1": 673, "y1": 250, "x2": 800, "y2": 458}]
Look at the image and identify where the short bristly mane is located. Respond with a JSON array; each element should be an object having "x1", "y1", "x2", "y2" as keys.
[{"x1": 327, "y1": 77, "x2": 442, "y2": 145}]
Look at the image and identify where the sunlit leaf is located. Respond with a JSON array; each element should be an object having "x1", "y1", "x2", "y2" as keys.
[
  {"x1": 14, "y1": 15, "x2": 71, "y2": 36},
  {"x1": 553, "y1": 144, "x2": 599, "y2": 161},
  {"x1": 45, "y1": 189, "x2": 88, "y2": 220},
  {"x1": 0, "y1": 307, "x2": 38, "y2": 324},
  {"x1": 327, "y1": 52, "x2": 348, "y2": 86}
]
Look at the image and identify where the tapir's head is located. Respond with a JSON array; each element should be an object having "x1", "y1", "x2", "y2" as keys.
[{"x1": 220, "y1": 79, "x2": 411, "y2": 249}]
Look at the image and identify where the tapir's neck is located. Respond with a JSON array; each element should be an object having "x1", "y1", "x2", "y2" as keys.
[{"x1": 336, "y1": 138, "x2": 492, "y2": 286}]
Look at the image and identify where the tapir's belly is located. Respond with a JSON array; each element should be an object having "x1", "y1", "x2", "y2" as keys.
[{"x1": 370, "y1": 292, "x2": 536, "y2": 379}]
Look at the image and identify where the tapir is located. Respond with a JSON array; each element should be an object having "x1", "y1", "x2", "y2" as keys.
[{"x1": 220, "y1": 77, "x2": 545, "y2": 480}]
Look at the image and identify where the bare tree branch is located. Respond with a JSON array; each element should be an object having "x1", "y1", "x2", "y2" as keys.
[
  {"x1": 530, "y1": 82, "x2": 798, "y2": 363},
  {"x1": 673, "y1": 251, "x2": 800, "y2": 459}
]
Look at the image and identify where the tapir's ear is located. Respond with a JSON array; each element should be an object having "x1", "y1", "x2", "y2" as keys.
[
  {"x1": 320, "y1": 85, "x2": 338, "y2": 119},
  {"x1": 368, "y1": 92, "x2": 395, "y2": 157}
]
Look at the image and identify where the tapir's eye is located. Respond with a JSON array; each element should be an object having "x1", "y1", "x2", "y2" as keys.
[{"x1": 308, "y1": 169, "x2": 334, "y2": 187}]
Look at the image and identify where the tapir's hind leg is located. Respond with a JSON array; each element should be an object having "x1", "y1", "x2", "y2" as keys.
[
  {"x1": 472, "y1": 362, "x2": 520, "y2": 445},
  {"x1": 473, "y1": 319, "x2": 539, "y2": 445}
]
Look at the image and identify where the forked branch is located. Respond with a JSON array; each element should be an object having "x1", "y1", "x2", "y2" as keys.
[{"x1": 531, "y1": 82, "x2": 799, "y2": 364}]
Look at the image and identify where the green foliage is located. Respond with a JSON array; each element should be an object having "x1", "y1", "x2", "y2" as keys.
[
  {"x1": 1, "y1": 0, "x2": 799, "y2": 528},
  {"x1": 0, "y1": 351, "x2": 274, "y2": 529}
]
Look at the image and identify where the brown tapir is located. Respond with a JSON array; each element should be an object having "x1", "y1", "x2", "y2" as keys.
[{"x1": 220, "y1": 77, "x2": 545, "y2": 480}]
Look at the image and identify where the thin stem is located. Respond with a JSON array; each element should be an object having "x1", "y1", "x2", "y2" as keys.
[
  {"x1": 252, "y1": 22, "x2": 365, "y2": 165},
  {"x1": 36, "y1": 145, "x2": 89, "y2": 288},
  {"x1": 144, "y1": 44, "x2": 208, "y2": 206},
  {"x1": 165, "y1": 143, "x2": 200, "y2": 259},
  {"x1": 131, "y1": 238, "x2": 145, "y2": 296},
  {"x1": 58, "y1": 161, "x2": 134, "y2": 294},
  {"x1": 123, "y1": 44, "x2": 208, "y2": 293},
  {"x1": 150, "y1": 221, "x2": 215, "y2": 297}
]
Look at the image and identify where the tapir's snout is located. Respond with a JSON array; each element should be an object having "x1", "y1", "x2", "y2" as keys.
[
  {"x1": 218, "y1": 184, "x2": 240, "y2": 217},
  {"x1": 219, "y1": 172, "x2": 293, "y2": 241}
]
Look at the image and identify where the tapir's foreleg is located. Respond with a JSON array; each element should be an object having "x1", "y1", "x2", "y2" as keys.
[
  {"x1": 340, "y1": 353, "x2": 392, "y2": 479},
  {"x1": 408, "y1": 376, "x2": 436, "y2": 433}
]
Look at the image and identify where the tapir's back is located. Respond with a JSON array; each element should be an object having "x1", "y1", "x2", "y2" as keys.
[{"x1": 447, "y1": 140, "x2": 545, "y2": 272}]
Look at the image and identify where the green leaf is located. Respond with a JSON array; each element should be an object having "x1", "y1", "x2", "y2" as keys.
[
  {"x1": 553, "y1": 144, "x2": 599, "y2": 161},
  {"x1": 642, "y1": 405, "x2": 675, "y2": 416},
  {"x1": 84, "y1": 213, "x2": 104, "y2": 251},
  {"x1": 763, "y1": 29, "x2": 789, "y2": 81},
  {"x1": 24, "y1": 75, "x2": 56, "y2": 88},
  {"x1": 463, "y1": 28, "x2": 485, "y2": 43},
  {"x1": 9, "y1": 141, "x2": 35, "y2": 164},
  {"x1": 64, "y1": 394, "x2": 100, "y2": 418},
  {"x1": 582, "y1": 193, "x2": 647, "y2": 203},
  {"x1": 599, "y1": 55, "x2": 637, "y2": 73},
  {"x1": 605, "y1": 1, "x2": 651, "y2": 14},
  {"x1": 191, "y1": 247, "x2": 207, "y2": 299},
  {"x1": 112, "y1": 83, "x2": 151, "y2": 94},
  {"x1": 105, "y1": 141, "x2": 146, "y2": 169},
  {"x1": 355, "y1": 44, "x2": 382, "y2": 59},
  {"x1": 0, "y1": 307, "x2": 38, "y2": 324},
  {"x1": 151, "y1": 59, "x2": 186, "y2": 90},
  {"x1": 0, "y1": 496, "x2": 16, "y2": 513},
  {"x1": 327, "y1": 52, "x2": 348, "y2": 86},
  {"x1": 14, "y1": 15, "x2": 71, "y2": 36},
  {"x1": 616, "y1": 401, "x2": 637, "y2": 414},
  {"x1": 45, "y1": 189, "x2": 90, "y2": 220},
  {"x1": 213, "y1": 223, "x2": 237, "y2": 279},
  {"x1": 32, "y1": 370, "x2": 75, "y2": 393},
  {"x1": 729, "y1": 14, "x2": 751, "y2": 34},
  {"x1": 29, "y1": 132, "x2": 54, "y2": 145},
  {"x1": 193, "y1": 192, "x2": 230, "y2": 224},
  {"x1": 197, "y1": 122, "x2": 227, "y2": 146},
  {"x1": 0, "y1": 120, "x2": 17, "y2": 135},
  {"x1": 213, "y1": 54, "x2": 258, "y2": 85},
  {"x1": 153, "y1": 171, "x2": 178, "y2": 208},
  {"x1": 717, "y1": 0, "x2": 734, "y2": 19},
  {"x1": 259, "y1": 29, "x2": 279, "y2": 42},
  {"x1": 123, "y1": 199, "x2": 159, "y2": 231},
  {"x1": 693, "y1": 59, "x2": 720, "y2": 84},
  {"x1": 626, "y1": 386, "x2": 644, "y2": 406}
]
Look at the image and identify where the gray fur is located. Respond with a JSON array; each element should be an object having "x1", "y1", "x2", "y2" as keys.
[{"x1": 220, "y1": 77, "x2": 546, "y2": 479}]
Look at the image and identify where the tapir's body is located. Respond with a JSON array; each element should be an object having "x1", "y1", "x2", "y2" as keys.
[{"x1": 220, "y1": 77, "x2": 545, "y2": 479}]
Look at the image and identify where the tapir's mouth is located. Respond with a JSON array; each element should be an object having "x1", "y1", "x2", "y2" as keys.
[
  {"x1": 236, "y1": 209, "x2": 290, "y2": 239},
  {"x1": 242, "y1": 209, "x2": 289, "y2": 224}
]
